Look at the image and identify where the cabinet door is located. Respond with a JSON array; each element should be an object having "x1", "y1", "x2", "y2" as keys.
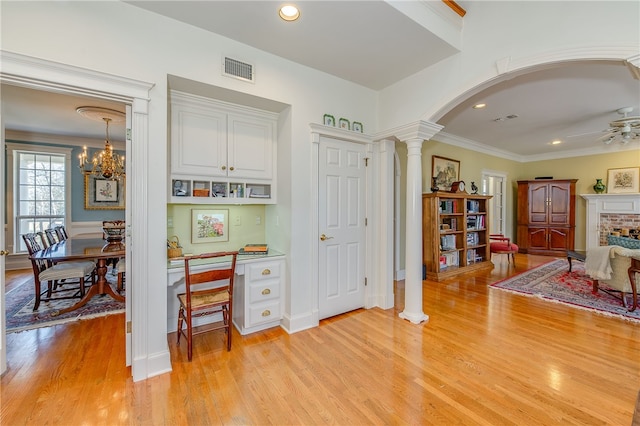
[
  {"x1": 171, "y1": 103, "x2": 227, "y2": 176},
  {"x1": 528, "y1": 183, "x2": 549, "y2": 224},
  {"x1": 549, "y1": 182, "x2": 571, "y2": 225},
  {"x1": 227, "y1": 113, "x2": 274, "y2": 179},
  {"x1": 549, "y1": 227, "x2": 572, "y2": 251},
  {"x1": 527, "y1": 227, "x2": 548, "y2": 250}
]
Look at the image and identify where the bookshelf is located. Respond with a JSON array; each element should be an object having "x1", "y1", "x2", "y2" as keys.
[{"x1": 423, "y1": 192, "x2": 493, "y2": 281}]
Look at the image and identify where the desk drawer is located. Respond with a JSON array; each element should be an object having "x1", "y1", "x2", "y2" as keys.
[
  {"x1": 246, "y1": 261, "x2": 281, "y2": 282},
  {"x1": 247, "y1": 301, "x2": 281, "y2": 327},
  {"x1": 248, "y1": 280, "x2": 280, "y2": 304}
]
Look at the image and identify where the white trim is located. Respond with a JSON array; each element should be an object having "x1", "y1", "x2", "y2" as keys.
[{"x1": 0, "y1": 50, "x2": 167, "y2": 382}]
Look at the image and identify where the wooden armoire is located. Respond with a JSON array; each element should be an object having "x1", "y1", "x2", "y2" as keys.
[{"x1": 516, "y1": 179, "x2": 577, "y2": 256}]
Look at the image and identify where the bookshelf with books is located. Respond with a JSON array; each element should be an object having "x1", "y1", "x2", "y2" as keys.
[{"x1": 423, "y1": 192, "x2": 493, "y2": 281}]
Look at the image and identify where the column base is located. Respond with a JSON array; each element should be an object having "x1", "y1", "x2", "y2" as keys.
[{"x1": 399, "y1": 311, "x2": 429, "y2": 324}]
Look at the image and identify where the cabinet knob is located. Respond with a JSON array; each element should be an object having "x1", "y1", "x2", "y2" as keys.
[
  {"x1": 261, "y1": 310, "x2": 271, "y2": 317},
  {"x1": 229, "y1": 166, "x2": 235, "y2": 171},
  {"x1": 221, "y1": 165, "x2": 226, "y2": 170},
  {"x1": 261, "y1": 268, "x2": 271, "y2": 275},
  {"x1": 262, "y1": 288, "x2": 271, "y2": 295}
]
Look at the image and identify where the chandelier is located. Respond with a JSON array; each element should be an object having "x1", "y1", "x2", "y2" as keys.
[{"x1": 77, "y1": 107, "x2": 125, "y2": 180}]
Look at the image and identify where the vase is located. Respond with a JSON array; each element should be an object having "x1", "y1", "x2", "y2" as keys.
[{"x1": 593, "y1": 179, "x2": 606, "y2": 194}]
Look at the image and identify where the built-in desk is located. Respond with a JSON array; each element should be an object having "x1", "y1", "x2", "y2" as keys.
[{"x1": 167, "y1": 251, "x2": 285, "y2": 335}]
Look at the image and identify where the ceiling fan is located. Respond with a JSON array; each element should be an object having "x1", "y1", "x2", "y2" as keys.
[{"x1": 600, "y1": 106, "x2": 640, "y2": 145}]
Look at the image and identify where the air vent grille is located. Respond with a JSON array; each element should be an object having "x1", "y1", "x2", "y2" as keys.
[{"x1": 223, "y1": 57, "x2": 254, "y2": 82}]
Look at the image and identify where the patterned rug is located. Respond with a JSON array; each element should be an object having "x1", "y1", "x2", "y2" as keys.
[
  {"x1": 6, "y1": 268, "x2": 125, "y2": 333},
  {"x1": 490, "y1": 259, "x2": 640, "y2": 322}
]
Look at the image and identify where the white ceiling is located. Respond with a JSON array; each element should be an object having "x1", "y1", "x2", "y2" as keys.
[{"x1": 2, "y1": 1, "x2": 639, "y2": 160}]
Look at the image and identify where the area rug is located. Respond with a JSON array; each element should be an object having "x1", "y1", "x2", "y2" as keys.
[
  {"x1": 490, "y1": 259, "x2": 640, "y2": 322},
  {"x1": 6, "y1": 269, "x2": 125, "y2": 333}
]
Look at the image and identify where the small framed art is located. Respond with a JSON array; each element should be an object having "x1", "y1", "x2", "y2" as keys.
[
  {"x1": 432, "y1": 155, "x2": 460, "y2": 192},
  {"x1": 323, "y1": 114, "x2": 335, "y2": 126},
  {"x1": 338, "y1": 118, "x2": 350, "y2": 130},
  {"x1": 84, "y1": 175, "x2": 125, "y2": 210},
  {"x1": 352, "y1": 122, "x2": 363, "y2": 133},
  {"x1": 607, "y1": 167, "x2": 640, "y2": 194},
  {"x1": 191, "y1": 209, "x2": 229, "y2": 243}
]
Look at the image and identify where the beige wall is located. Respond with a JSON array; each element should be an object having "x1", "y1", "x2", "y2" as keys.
[{"x1": 395, "y1": 141, "x2": 639, "y2": 271}]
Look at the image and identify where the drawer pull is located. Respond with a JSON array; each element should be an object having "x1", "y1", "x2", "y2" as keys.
[
  {"x1": 261, "y1": 268, "x2": 271, "y2": 275},
  {"x1": 262, "y1": 288, "x2": 271, "y2": 295},
  {"x1": 262, "y1": 310, "x2": 271, "y2": 317}
]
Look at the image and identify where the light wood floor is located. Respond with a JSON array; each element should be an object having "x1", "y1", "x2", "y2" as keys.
[{"x1": 2, "y1": 254, "x2": 640, "y2": 425}]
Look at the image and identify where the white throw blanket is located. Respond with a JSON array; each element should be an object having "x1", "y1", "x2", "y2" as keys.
[{"x1": 585, "y1": 245, "x2": 614, "y2": 280}]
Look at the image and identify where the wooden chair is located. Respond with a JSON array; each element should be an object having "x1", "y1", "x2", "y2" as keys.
[
  {"x1": 54, "y1": 225, "x2": 68, "y2": 241},
  {"x1": 22, "y1": 233, "x2": 96, "y2": 310},
  {"x1": 116, "y1": 261, "x2": 126, "y2": 292},
  {"x1": 490, "y1": 234, "x2": 519, "y2": 264},
  {"x1": 177, "y1": 251, "x2": 238, "y2": 361},
  {"x1": 44, "y1": 228, "x2": 59, "y2": 246}
]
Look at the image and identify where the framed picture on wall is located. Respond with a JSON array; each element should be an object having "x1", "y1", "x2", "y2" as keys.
[
  {"x1": 84, "y1": 175, "x2": 125, "y2": 210},
  {"x1": 191, "y1": 209, "x2": 229, "y2": 243},
  {"x1": 607, "y1": 167, "x2": 640, "y2": 193},
  {"x1": 432, "y1": 155, "x2": 460, "y2": 191}
]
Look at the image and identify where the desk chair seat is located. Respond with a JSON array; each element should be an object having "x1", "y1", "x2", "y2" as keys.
[
  {"x1": 490, "y1": 234, "x2": 519, "y2": 264},
  {"x1": 177, "y1": 251, "x2": 238, "y2": 361}
]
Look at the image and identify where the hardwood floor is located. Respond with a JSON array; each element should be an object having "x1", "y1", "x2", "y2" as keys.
[{"x1": 2, "y1": 254, "x2": 639, "y2": 425}]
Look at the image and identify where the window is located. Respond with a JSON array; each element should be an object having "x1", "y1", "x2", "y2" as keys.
[{"x1": 7, "y1": 144, "x2": 72, "y2": 253}]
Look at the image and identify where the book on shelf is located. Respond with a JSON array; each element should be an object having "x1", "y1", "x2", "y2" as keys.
[
  {"x1": 239, "y1": 248, "x2": 269, "y2": 255},
  {"x1": 243, "y1": 243, "x2": 268, "y2": 252}
]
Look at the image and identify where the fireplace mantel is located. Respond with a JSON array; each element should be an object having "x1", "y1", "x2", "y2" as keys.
[{"x1": 581, "y1": 193, "x2": 640, "y2": 250}]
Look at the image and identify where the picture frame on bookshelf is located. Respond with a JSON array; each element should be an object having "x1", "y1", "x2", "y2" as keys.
[{"x1": 432, "y1": 155, "x2": 460, "y2": 191}]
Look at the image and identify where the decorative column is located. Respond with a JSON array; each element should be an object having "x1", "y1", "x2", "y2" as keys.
[
  {"x1": 384, "y1": 120, "x2": 442, "y2": 325},
  {"x1": 399, "y1": 138, "x2": 429, "y2": 324}
]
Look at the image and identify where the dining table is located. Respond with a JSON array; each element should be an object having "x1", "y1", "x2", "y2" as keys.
[{"x1": 29, "y1": 237, "x2": 126, "y2": 316}]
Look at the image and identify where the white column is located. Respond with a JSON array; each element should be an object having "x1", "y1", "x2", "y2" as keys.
[{"x1": 399, "y1": 138, "x2": 429, "y2": 324}]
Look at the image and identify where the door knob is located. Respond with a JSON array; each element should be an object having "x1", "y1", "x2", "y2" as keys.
[
  {"x1": 320, "y1": 234, "x2": 334, "y2": 241},
  {"x1": 0, "y1": 250, "x2": 8, "y2": 256}
]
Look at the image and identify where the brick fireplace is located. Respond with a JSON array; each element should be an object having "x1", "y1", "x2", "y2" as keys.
[{"x1": 582, "y1": 194, "x2": 640, "y2": 250}]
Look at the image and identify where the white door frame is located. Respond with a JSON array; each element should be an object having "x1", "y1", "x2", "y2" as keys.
[
  {"x1": 0, "y1": 51, "x2": 156, "y2": 380},
  {"x1": 309, "y1": 124, "x2": 376, "y2": 328}
]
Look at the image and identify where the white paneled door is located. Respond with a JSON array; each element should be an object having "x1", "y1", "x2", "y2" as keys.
[{"x1": 318, "y1": 137, "x2": 366, "y2": 320}]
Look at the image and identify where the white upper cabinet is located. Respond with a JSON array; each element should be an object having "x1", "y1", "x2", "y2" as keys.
[
  {"x1": 169, "y1": 91, "x2": 278, "y2": 204},
  {"x1": 171, "y1": 100, "x2": 227, "y2": 176},
  {"x1": 170, "y1": 91, "x2": 275, "y2": 180},
  {"x1": 227, "y1": 112, "x2": 273, "y2": 179}
]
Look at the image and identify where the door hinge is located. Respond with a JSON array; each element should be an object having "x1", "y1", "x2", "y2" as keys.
[
  {"x1": 365, "y1": 277, "x2": 368, "y2": 286},
  {"x1": 126, "y1": 321, "x2": 132, "y2": 333},
  {"x1": 126, "y1": 128, "x2": 132, "y2": 141},
  {"x1": 364, "y1": 157, "x2": 369, "y2": 166},
  {"x1": 365, "y1": 218, "x2": 368, "y2": 226}
]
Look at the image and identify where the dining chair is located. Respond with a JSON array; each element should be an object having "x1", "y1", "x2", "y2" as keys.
[
  {"x1": 490, "y1": 234, "x2": 519, "y2": 264},
  {"x1": 22, "y1": 233, "x2": 97, "y2": 310},
  {"x1": 44, "y1": 228, "x2": 59, "y2": 246},
  {"x1": 54, "y1": 225, "x2": 68, "y2": 241},
  {"x1": 177, "y1": 251, "x2": 238, "y2": 361}
]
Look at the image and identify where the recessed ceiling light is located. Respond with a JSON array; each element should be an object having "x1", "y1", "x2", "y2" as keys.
[
  {"x1": 551, "y1": 140, "x2": 562, "y2": 145},
  {"x1": 472, "y1": 103, "x2": 486, "y2": 109},
  {"x1": 279, "y1": 5, "x2": 300, "y2": 21}
]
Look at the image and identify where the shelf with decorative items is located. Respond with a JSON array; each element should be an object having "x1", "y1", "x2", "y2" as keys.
[{"x1": 169, "y1": 175, "x2": 275, "y2": 204}]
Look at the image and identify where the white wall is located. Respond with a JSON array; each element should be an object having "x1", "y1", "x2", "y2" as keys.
[
  {"x1": 1, "y1": 1, "x2": 378, "y2": 377},
  {"x1": 379, "y1": 1, "x2": 640, "y2": 128}
]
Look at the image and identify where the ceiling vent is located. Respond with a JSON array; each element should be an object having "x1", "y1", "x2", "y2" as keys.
[{"x1": 223, "y1": 57, "x2": 254, "y2": 83}]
